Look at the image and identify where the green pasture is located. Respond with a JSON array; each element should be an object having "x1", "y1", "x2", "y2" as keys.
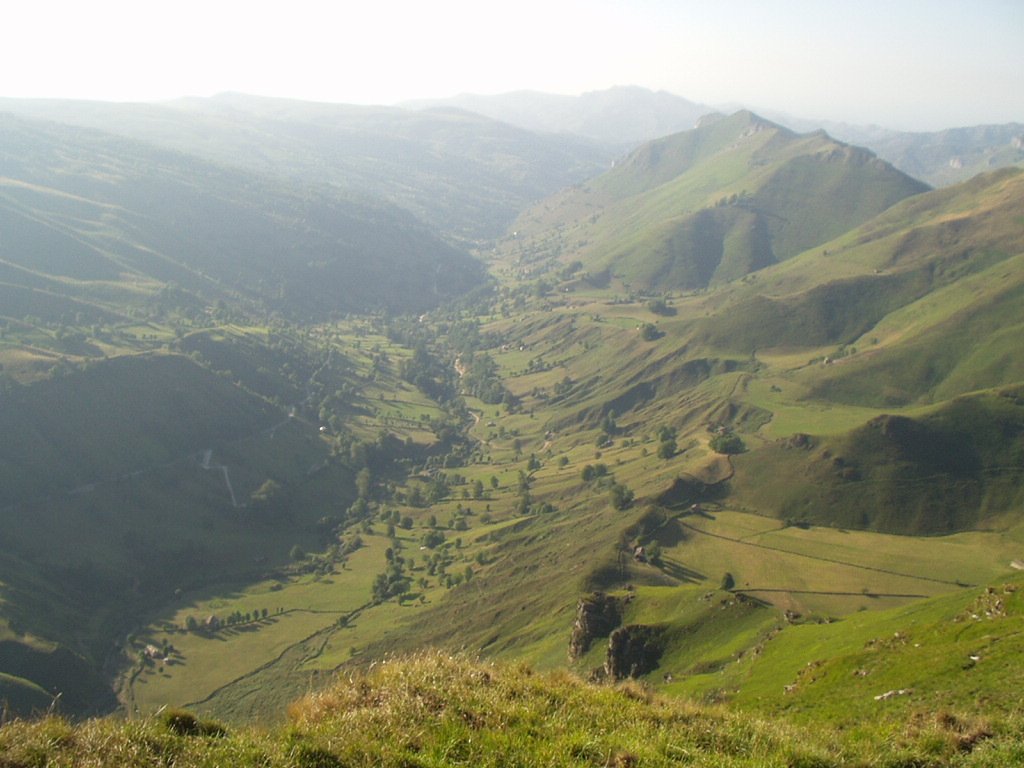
[
  {"x1": 655, "y1": 508, "x2": 1022, "y2": 617},
  {"x1": 125, "y1": 535, "x2": 387, "y2": 714}
]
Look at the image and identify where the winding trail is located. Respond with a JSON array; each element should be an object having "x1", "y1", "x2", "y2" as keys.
[{"x1": 201, "y1": 449, "x2": 240, "y2": 508}]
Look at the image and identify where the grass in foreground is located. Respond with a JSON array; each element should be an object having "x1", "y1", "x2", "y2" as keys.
[{"x1": 3, "y1": 651, "x2": 1023, "y2": 767}]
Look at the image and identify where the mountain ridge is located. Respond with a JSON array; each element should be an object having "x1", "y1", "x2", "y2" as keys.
[{"x1": 502, "y1": 110, "x2": 929, "y2": 293}]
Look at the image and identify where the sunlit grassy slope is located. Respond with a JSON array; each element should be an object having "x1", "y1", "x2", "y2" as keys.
[
  {"x1": 98, "y1": 158, "x2": 1024, "y2": 729},
  {"x1": 4, "y1": 648, "x2": 1024, "y2": 767},
  {"x1": 1, "y1": 98, "x2": 1023, "y2": 763},
  {"x1": 505, "y1": 110, "x2": 927, "y2": 292}
]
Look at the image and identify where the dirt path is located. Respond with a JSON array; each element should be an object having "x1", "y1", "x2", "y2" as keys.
[{"x1": 201, "y1": 449, "x2": 240, "y2": 507}]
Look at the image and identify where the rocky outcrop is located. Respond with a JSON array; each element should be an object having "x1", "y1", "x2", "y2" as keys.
[
  {"x1": 568, "y1": 593, "x2": 622, "y2": 660},
  {"x1": 604, "y1": 624, "x2": 664, "y2": 680}
]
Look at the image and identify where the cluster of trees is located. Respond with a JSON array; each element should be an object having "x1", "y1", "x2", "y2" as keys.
[
  {"x1": 580, "y1": 462, "x2": 634, "y2": 510},
  {"x1": 398, "y1": 343, "x2": 452, "y2": 401},
  {"x1": 460, "y1": 352, "x2": 512, "y2": 405},
  {"x1": 646, "y1": 298, "x2": 675, "y2": 316},
  {"x1": 709, "y1": 431, "x2": 745, "y2": 454},
  {"x1": 183, "y1": 608, "x2": 271, "y2": 633},
  {"x1": 553, "y1": 376, "x2": 574, "y2": 397},
  {"x1": 372, "y1": 565, "x2": 411, "y2": 603}
]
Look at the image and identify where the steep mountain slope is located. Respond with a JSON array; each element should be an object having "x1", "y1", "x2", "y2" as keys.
[
  {"x1": 0, "y1": 350, "x2": 352, "y2": 714},
  {"x1": 2, "y1": 92, "x2": 1023, "y2": 738},
  {"x1": 0, "y1": 94, "x2": 611, "y2": 241},
  {"x1": 505, "y1": 111, "x2": 928, "y2": 292},
  {"x1": 698, "y1": 168, "x2": 1024, "y2": 389},
  {"x1": 0, "y1": 114, "x2": 485, "y2": 320}
]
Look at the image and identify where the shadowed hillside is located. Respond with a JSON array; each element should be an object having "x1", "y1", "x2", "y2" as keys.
[
  {"x1": 0, "y1": 94, "x2": 613, "y2": 241},
  {"x1": 731, "y1": 387, "x2": 1024, "y2": 534},
  {"x1": 0, "y1": 114, "x2": 486, "y2": 321}
]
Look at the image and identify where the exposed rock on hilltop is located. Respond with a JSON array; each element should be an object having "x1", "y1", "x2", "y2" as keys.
[{"x1": 568, "y1": 592, "x2": 623, "y2": 659}]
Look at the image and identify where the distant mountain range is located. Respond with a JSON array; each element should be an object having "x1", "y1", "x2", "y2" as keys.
[
  {"x1": 0, "y1": 93, "x2": 612, "y2": 241},
  {"x1": 404, "y1": 86, "x2": 1024, "y2": 188},
  {"x1": 403, "y1": 85, "x2": 712, "y2": 147}
]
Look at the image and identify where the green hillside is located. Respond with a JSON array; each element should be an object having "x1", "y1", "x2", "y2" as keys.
[
  {"x1": 4, "y1": 640, "x2": 1024, "y2": 766},
  {"x1": 696, "y1": 168, "x2": 1024, "y2": 360},
  {"x1": 0, "y1": 93, "x2": 1023, "y2": 767},
  {"x1": 82, "y1": 160, "x2": 1022, "y2": 730},
  {"x1": 0, "y1": 346, "x2": 365, "y2": 712},
  {"x1": 0, "y1": 114, "x2": 485, "y2": 321},
  {"x1": 504, "y1": 111, "x2": 927, "y2": 292},
  {"x1": 729, "y1": 387, "x2": 1024, "y2": 534},
  {"x1": 0, "y1": 94, "x2": 612, "y2": 241},
  {"x1": 0, "y1": 353, "x2": 277, "y2": 504}
]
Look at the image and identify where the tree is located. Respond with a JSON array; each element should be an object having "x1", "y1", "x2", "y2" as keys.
[
  {"x1": 472, "y1": 479, "x2": 485, "y2": 499},
  {"x1": 657, "y1": 438, "x2": 676, "y2": 459},
  {"x1": 647, "y1": 298, "x2": 674, "y2": 316},
  {"x1": 609, "y1": 483, "x2": 635, "y2": 510},
  {"x1": 355, "y1": 467, "x2": 372, "y2": 499},
  {"x1": 640, "y1": 322, "x2": 660, "y2": 341},
  {"x1": 721, "y1": 572, "x2": 735, "y2": 591},
  {"x1": 601, "y1": 410, "x2": 617, "y2": 435},
  {"x1": 657, "y1": 426, "x2": 677, "y2": 442},
  {"x1": 348, "y1": 497, "x2": 369, "y2": 520},
  {"x1": 516, "y1": 491, "x2": 531, "y2": 516},
  {"x1": 427, "y1": 475, "x2": 449, "y2": 503},
  {"x1": 709, "y1": 433, "x2": 745, "y2": 454},
  {"x1": 422, "y1": 529, "x2": 445, "y2": 549},
  {"x1": 517, "y1": 470, "x2": 530, "y2": 492},
  {"x1": 645, "y1": 540, "x2": 662, "y2": 565}
]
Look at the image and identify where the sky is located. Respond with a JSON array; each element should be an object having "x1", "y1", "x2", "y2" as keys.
[{"x1": 2, "y1": 0, "x2": 1021, "y2": 131}]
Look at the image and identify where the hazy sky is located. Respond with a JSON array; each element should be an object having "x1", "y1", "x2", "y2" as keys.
[{"x1": 3, "y1": 0, "x2": 1021, "y2": 131}]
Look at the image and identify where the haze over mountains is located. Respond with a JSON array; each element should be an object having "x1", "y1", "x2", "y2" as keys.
[
  {"x1": 403, "y1": 86, "x2": 714, "y2": 146},
  {"x1": 0, "y1": 82, "x2": 1023, "y2": 766},
  {"x1": 405, "y1": 86, "x2": 1024, "y2": 188},
  {"x1": 0, "y1": 93, "x2": 613, "y2": 242}
]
